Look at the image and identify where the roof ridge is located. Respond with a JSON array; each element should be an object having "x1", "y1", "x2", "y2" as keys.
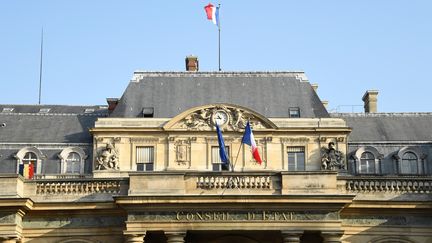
[
  {"x1": 131, "y1": 71, "x2": 309, "y2": 82},
  {"x1": 331, "y1": 112, "x2": 432, "y2": 117},
  {"x1": 0, "y1": 112, "x2": 107, "y2": 117}
]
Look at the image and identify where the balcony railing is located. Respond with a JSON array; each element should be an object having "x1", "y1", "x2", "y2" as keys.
[
  {"x1": 35, "y1": 179, "x2": 125, "y2": 195},
  {"x1": 342, "y1": 176, "x2": 432, "y2": 193},
  {"x1": 196, "y1": 175, "x2": 272, "y2": 189}
]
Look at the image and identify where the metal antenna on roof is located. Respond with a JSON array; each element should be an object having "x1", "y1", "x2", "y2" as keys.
[{"x1": 38, "y1": 28, "x2": 44, "y2": 105}]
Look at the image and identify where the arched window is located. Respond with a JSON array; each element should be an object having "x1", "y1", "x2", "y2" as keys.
[
  {"x1": 19, "y1": 152, "x2": 38, "y2": 178},
  {"x1": 58, "y1": 147, "x2": 87, "y2": 174},
  {"x1": 394, "y1": 147, "x2": 425, "y2": 175},
  {"x1": 353, "y1": 146, "x2": 382, "y2": 175},
  {"x1": 401, "y1": 152, "x2": 418, "y2": 174},
  {"x1": 15, "y1": 147, "x2": 45, "y2": 179},
  {"x1": 360, "y1": 152, "x2": 375, "y2": 174},
  {"x1": 65, "y1": 152, "x2": 81, "y2": 173}
]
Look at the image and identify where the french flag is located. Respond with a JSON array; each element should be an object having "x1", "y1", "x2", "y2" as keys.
[
  {"x1": 204, "y1": 3, "x2": 220, "y2": 27},
  {"x1": 242, "y1": 122, "x2": 262, "y2": 164}
]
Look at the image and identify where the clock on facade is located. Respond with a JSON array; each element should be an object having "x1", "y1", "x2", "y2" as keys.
[{"x1": 212, "y1": 110, "x2": 229, "y2": 126}]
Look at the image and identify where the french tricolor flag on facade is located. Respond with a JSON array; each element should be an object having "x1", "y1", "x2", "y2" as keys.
[
  {"x1": 204, "y1": 3, "x2": 220, "y2": 27},
  {"x1": 242, "y1": 122, "x2": 263, "y2": 164}
]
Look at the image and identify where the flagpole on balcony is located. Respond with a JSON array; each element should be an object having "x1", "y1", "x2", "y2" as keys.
[{"x1": 232, "y1": 142, "x2": 243, "y2": 172}]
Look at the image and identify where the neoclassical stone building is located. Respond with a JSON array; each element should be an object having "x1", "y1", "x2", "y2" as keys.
[{"x1": 0, "y1": 58, "x2": 431, "y2": 243}]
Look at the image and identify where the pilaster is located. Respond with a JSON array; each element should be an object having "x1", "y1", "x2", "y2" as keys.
[
  {"x1": 0, "y1": 237, "x2": 20, "y2": 243},
  {"x1": 281, "y1": 230, "x2": 303, "y2": 243},
  {"x1": 321, "y1": 231, "x2": 343, "y2": 243},
  {"x1": 124, "y1": 233, "x2": 146, "y2": 243},
  {"x1": 165, "y1": 231, "x2": 186, "y2": 243}
]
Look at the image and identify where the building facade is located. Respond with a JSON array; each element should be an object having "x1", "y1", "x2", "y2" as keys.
[{"x1": 0, "y1": 59, "x2": 431, "y2": 243}]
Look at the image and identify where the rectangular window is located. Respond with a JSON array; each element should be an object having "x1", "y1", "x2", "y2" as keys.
[
  {"x1": 136, "y1": 146, "x2": 154, "y2": 171},
  {"x1": 289, "y1": 107, "x2": 300, "y2": 118},
  {"x1": 211, "y1": 146, "x2": 230, "y2": 171},
  {"x1": 287, "y1": 146, "x2": 305, "y2": 171}
]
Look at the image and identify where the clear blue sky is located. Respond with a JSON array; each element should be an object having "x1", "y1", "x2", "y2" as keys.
[{"x1": 1, "y1": 1, "x2": 431, "y2": 112}]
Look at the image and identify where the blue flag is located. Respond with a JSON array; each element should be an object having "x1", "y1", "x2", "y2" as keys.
[{"x1": 216, "y1": 124, "x2": 229, "y2": 164}]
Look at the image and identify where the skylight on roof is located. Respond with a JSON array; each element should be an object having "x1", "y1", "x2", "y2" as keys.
[
  {"x1": 84, "y1": 108, "x2": 95, "y2": 113},
  {"x1": 1, "y1": 108, "x2": 14, "y2": 113},
  {"x1": 39, "y1": 108, "x2": 51, "y2": 113}
]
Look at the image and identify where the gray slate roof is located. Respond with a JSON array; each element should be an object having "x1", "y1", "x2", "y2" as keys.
[
  {"x1": 331, "y1": 113, "x2": 432, "y2": 142},
  {"x1": 0, "y1": 105, "x2": 107, "y2": 143},
  {"x1": 110, "y1": 72, "x2": 329, "y2": 118}
]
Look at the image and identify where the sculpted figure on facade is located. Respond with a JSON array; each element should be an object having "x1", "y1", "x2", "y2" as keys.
[
  {"x1": 95, "y1": 143, "x2": 119, "y2": 170},
  {"x1": 321, "y1": 142, "x2": 345, "y2": 170}
]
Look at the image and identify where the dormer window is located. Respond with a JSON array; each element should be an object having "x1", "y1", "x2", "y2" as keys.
[
  {"x1": 359, "y1": 152, "x2": 375, "y2": 174},
  {"x1": 352, "y1": 146, "x2": 383, "y2": 175},
  {"x1": 65, "y1": 152, "x2": 81, "y2": 173},
  {"x1": 401, "y1": 152, "x2": 419, "y2": 174},
  {"x1": 289, "y1": 107, "x2": 300, "y2": 118},
  {"x1": 394, "y1": 147, "x2": 425, "y2": 175},
  {"x1": 142, "y1": 107, "x2": 154, "y2": 118}
]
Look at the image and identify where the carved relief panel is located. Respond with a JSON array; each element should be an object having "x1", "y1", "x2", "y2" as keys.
[
  {"x1": 174, "y1": 138, "x2": 192, "y2": 167},
  {"x1": 167, "y1": 104, "x2": 276, "y2": 132}
]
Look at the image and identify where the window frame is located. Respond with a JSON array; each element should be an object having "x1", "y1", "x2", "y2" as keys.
[
  {"x1": 352, "y1": 146, "x2": 383, "y2": 175},
  {"x1": 211, "y1": 146, "x2": 230, "y2": 172},
  {"x1": 58, "y1": 147, "x2": 87, "y2": 174},
  {"x1": 287, "y1": 146, "x2": 305, "y2": 171},
  {"x1": 288, "y1": 107, "x2": 301, "y2": 118},
  {"x1": 15, "y1": 147, "x2": 45, "y2": 175},
  {"x1": 359, "y1": 151, "x2": 376, "y2": 174},
  {"x1": 136, "y1": 146, "x2": 155, "y2": 172},
  {"x1": 394, "y1": 146, "x2": 426, "y2": 175}
]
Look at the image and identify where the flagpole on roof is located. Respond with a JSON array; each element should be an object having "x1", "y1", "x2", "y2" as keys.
[
  {"x1": 38, "y1": 27, "x2": 44, "y2": 105},
  {"x1": 218, "y1": 3, "x2": 221, "y2": 71}
]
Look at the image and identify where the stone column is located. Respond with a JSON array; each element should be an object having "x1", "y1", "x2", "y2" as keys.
[
  {"x1": 165, "y1": 231, "x2": 186, "y2": 243},
  {"x1": 124, "y1": 234, "x2": 146, "y2": 243},
  {"x1": 321, "y1": 231, "x2": 343, "y2": 243},
  {"x1": 281, "y1": 231, "x2": 303, "y2": 243}
]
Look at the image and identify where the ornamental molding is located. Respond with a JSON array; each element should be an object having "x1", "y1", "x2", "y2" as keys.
[
  {"x1": 393, "y1": 146, "x2": 427, "y2": 160},
  {"x1": 163, "y1": 104, "x2": 277, "y2": 132},
  {"x1": 129, "y1": 137, "x2": 160, "y2": 143},
  {"x1": 280, "y1": 137, "x2": 310, "y2": 143},
  {"x1": 205, "y1": 137, "x2": 237, "y2": 143}
]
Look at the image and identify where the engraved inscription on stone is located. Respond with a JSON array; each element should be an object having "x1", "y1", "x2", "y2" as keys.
[{"x1": 129, "y1": 210, "x2": 339, "y2": 222}]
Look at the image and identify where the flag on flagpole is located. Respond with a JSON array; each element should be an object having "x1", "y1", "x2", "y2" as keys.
[
  {"x1": 242, "y1": 122, "x2": 262, "y2": 164},
  {"x1": 216, "y1": 124, "x2": 229, "y2": 164},
  {"x1": 204, "y1": 3, "x2": 220, "y2": 27}
]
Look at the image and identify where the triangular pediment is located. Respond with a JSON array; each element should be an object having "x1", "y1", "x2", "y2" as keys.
[{"x1": 163, "y1": 104, "x2": 277, "y2": 131}]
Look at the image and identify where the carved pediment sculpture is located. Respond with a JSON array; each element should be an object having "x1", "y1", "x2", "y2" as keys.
[
  {"x1": 321, "y1": 142, "x2": 345, "y2": 170},
  {"x1": 164, "y1": 104, "x2": 276, "y2": 132},
  {"x1": 95, "y1": 143, "x2": 119, "y2": 170}
]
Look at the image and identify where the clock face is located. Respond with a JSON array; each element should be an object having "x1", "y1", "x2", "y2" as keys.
[{"x1": 213, "y1": 110, "x2": 229, "y2": 126}]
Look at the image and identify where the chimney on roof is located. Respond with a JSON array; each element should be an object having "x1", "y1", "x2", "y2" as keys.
[
  {"x1": 362, "y1": 90, "x2": 378, "y2": 113},
  {"x1": 322, "y1": 100, "x2": 329, "y2": 109},
  {"x1": 106, "y1": 98, "x2": 119, "y2": 114},
  {"x1": 185, "y1": 55, "x2": 199, "y2": 72}
]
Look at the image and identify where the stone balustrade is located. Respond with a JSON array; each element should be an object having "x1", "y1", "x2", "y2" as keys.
[
  {"x1": 196, "y1": 175, "x2": 271, "y2": 189},
  {"x1": 343, "y1": 176, "x2": 432, "y2": 193},
  {"x1": 34, "y1": 174, "x2": 91, "y2": 180},
  {"x1": 35, "y1": 179, "x2": 123, "y2": 195}
]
